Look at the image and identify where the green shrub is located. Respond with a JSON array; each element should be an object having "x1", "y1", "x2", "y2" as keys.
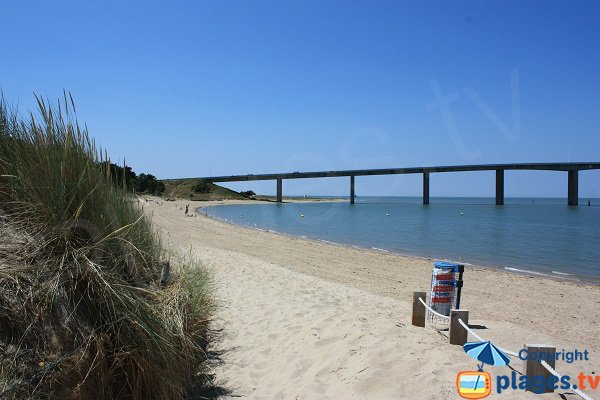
[
  {"x1": 240, "y1": 190, "x2": 256, "y2": 197},
  {"x1": 136, "y1": 173, "x2": 165, "y2": 195},
  {"x1": 107, "y1": 162, "x2": 137, "y2": 190},
  {"x1": 0, "y1": 94, "x2": 212, "y2": 399},
  {"x1": 192, "y1": 182, "x2": 210, "y2": 194}
]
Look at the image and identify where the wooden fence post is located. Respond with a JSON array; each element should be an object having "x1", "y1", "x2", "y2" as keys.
[
  {"x1": 412, "y1": 291, "x2": 426, "y2": 327},
  {"x1": 449, "y1": 310, "x2": 469, "y2": 345},
  {"x1": 524, "y1": 344, "x2": 556, "y2": 393},
  {"x1": 160, "y1": 260, "x2": 171, "y2": 287}
]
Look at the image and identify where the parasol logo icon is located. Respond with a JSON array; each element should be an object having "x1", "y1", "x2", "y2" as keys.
[
  {"x1": 458, "y1": 340, "x2": 509, "y2": 398},
  {"x1": 456, "y1": 371, "x2": 492, "y2": 399}
]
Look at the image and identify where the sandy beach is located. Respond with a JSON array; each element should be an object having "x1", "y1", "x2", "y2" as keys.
[{"x1": 143, "y1": 197, "x2": 599, "y2": 399}]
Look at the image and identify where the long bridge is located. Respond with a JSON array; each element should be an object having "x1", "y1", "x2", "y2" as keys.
[{"x1": 196, "y1": 162, "x2": 600, "y2": 206}]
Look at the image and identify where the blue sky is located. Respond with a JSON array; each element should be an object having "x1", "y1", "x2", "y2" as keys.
[{"x1": 1, "y1": 1, "x2": 599, "y2": 197}]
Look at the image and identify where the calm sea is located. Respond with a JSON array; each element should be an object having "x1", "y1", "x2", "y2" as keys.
[{"x1": 203, "y1": 197, "x2": 600, "y2": 282}]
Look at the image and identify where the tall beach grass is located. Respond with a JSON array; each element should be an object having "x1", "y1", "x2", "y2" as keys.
[{"x1": 0, "y1": 93, "x2": 213, "y2": 399}]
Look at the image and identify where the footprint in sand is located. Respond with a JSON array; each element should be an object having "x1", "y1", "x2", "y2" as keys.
[
  {"x1": 261, "y1": 348, "x2": 272, "y2": 356},
  {"x1": 289, "y1": 359, "x2": 314, "y2": 379},
  {"x1": 285, "y1": 324, "x2": 302, "y2": 332},
  {"x1": 314, "y1": 336, "x2": 339, "y2": 348}
]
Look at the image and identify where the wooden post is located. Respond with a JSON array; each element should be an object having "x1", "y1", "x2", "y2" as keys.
[
  {"x1": 412, "y1": 292, "x2": 426, "y2": 327},
  {"x1": 524, "y1": 344, "x2": 556, "y2": 393},
  {"x1": 449, "y1": 310, "x2": 469, "y2": 345},
  {"x1": 160, "y1": 260, "x2": 170, "y2": 287}
]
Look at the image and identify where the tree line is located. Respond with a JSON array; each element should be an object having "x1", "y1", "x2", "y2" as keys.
[{"x1": 107, "y1": 163, "x2": 165, "y2": 195}]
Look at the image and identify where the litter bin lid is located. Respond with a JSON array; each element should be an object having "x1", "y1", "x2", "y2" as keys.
[{"x1": 434, "y1": 261, "x2": 464, "y2": 269}]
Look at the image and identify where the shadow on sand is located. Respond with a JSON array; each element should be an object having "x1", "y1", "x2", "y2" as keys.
[{"x1": 186, "y1": 328, "x2": 238, "y2": 399}]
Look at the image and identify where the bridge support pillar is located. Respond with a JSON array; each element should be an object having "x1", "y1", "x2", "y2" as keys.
[
  {"x1": 496, "y1": 169, "x2": 504, "y2": 205},
  {"x1": 568, "y1": 170, "x2": 578, "y2": 206},
  {"x1": 423, "y1": 172, "x2": 430, "y2": 205},
  {"x1": 350, "y1": 175, "x2": 355, "y2": 204},
  {"x1": 276, "y1": 177, "x2": 283, "y2": 203}
]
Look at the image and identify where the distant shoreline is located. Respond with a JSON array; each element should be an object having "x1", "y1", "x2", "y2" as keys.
[{"x1": 189, "y1": 194, "x2": 600, "y2": 205}]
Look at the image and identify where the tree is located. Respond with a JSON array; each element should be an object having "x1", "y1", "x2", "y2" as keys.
[
  {"x1": 192, "y1": 182, "x2": 211, "y2": 194},
  {"x1": 136, "y1": 173, "x2": 165, "y2": 195},
  {"x1": 103, "y1": 162, "x2": 165, "y2": 195},
  {"x1": 107, "y1": 163, "x2": 137, "y2": 190}
]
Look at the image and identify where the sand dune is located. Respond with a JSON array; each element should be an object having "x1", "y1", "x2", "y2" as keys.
[{"x1": 143, "y1": 197, "x2": 599, "y2": 399}]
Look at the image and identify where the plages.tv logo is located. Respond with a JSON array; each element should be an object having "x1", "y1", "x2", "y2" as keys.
[
  {"x1": 456, "y1": 347, "x2": 597, "y2": 397},
  {"x1": 456, "y1": 370, "x2": 492, "y2": 399}
]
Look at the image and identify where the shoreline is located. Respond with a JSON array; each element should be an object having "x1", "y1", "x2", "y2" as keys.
[
  {"x1": 197, "y1": 200, "x2": 600, "y2": 286},
  {"x1": 143, "y1": 196, "x2": 600, "y2": 399}
]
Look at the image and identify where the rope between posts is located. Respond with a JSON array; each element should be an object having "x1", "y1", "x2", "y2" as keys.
[
  {"x1": 418, "y1": 297, "x2": 450, "y2": 320},
  {"x1": 453, "y1": 320, "x2": 596, "y2": 400},
  {"x1": 454, "y1": 315, "x2": 595, "y2": 400},
  {"x1": 415, "y1": 293, "x2": 594, "y2": 400},
  {"x1": 415, "y1": 293, "x2": 595, "y2": 400},
  {"x1": 456, "y1": 321, "x2": 596, "y2": 400},
  {"x1": 452, "y1": 320, "x2": 595, "y2": 400},
  {"x1": 457, "y1": 318, "x2": 520, "y2": 357},
  {"x1": 540, "y1": 360, "x2": 595, "y2": 400}
]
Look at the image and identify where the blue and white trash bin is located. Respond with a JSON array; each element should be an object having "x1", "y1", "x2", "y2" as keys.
[{"x1": 428, "y1": 261, "x2": 464, "y2": 321}]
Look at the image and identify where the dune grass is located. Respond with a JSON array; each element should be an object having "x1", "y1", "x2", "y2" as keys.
[{"x1": 0, "y1": 94, "x2": 213, "y2": 399}]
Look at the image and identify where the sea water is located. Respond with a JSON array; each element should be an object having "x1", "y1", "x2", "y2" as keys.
[{"x1": 203, "y1": 197, "x2": 600, "y2": 282}]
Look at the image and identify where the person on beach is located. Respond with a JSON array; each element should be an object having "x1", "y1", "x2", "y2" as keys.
[{"x1": 185, "y1": 204, "x2": 189, "y2": 216}]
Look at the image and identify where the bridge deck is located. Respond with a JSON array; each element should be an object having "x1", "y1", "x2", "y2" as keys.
[{"x1": 193, "y1": 163, "x2": 600, "y2": 182}]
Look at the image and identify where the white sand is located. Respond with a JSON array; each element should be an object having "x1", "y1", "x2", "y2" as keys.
[{"x1": 143, "y1": 197, "x2": 599, "y2": 399}]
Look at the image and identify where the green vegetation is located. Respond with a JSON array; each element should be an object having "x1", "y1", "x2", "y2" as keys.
[
  {"x1": 0, "y1": 94, "x2": 213, "y2": 399},
  {"x1": 162, "y1": 178, "x2": 251, "y2": 201},
  {"x1": 109, "y1": 163, "x2": 165, "y2": 195},
  {"x1": 135, "y1": 173, "x2": 165, "y2": 194},
  {"x1": 240, "y1": 190, "x2": 256, "y2": 198},
  {"x1": 192, "y1": 181, "x2": 211, "y2": 194}
]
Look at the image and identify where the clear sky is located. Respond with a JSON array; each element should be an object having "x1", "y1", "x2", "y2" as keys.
[{"x1": 1, "y1": 1, "x2": 599, "y2": 197}]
